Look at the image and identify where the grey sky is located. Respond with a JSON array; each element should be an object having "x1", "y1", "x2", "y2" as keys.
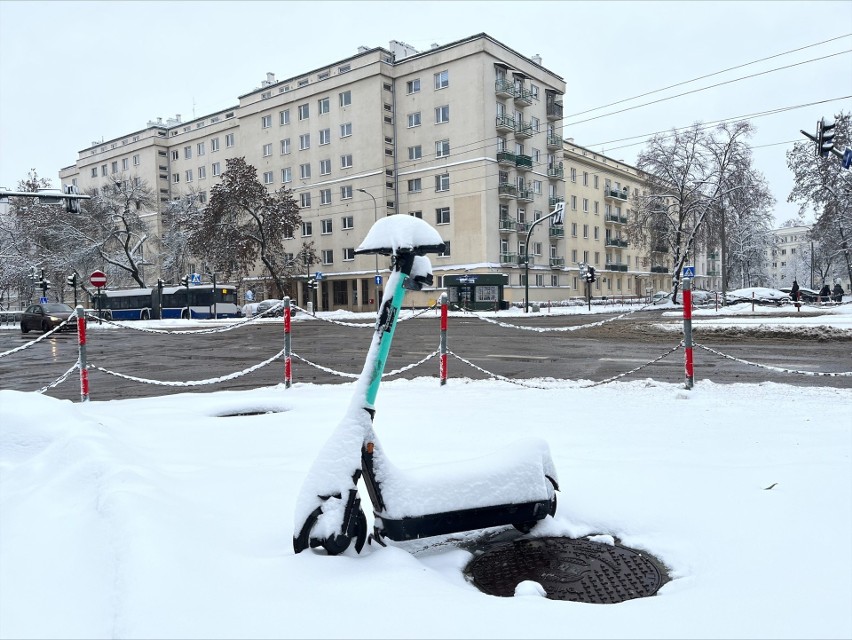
[{"x1": 1, "y1": 0, "x2": 850, "y2": 224}]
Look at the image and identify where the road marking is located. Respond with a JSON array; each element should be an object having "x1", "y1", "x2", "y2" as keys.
[
  {"x1": 598, "y1": 357, "x2": 651, "y2": 363},
  {"x1": 485, "y1": 354, "x2": 550, "y2": 360}
]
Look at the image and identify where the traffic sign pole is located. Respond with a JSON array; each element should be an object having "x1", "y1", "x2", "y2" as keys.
[{"x1": 683, "y1": 277, "x2": 694, "y2": 390}]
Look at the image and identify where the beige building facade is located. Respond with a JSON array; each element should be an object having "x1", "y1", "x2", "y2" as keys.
[{"x1": 59, "y1": 33, "x2": 672, "y2": 310}]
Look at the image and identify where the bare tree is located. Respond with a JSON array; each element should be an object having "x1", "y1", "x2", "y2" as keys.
[
  {"x1": 187, "y1": 157, "x2": 302, "y2": 297},
  {"x1": 787, "y1": 111, "x2": 852, "y2": 288},
  {"x1": 632, "y1": 121, "x2": 770, "y2": 301}
]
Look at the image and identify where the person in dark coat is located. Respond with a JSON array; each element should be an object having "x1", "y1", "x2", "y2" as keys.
[
  {"x1": 791, "y1": 279, "x2": 800, "y2": 304},
  {"x1": 833, "y1": 283, "x2": 844, "y2": 303},
  {"x1": 819, "y1": 284, "x2": 832, "y2": 303}
]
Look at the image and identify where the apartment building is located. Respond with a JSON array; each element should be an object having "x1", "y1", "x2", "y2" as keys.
[
  {"x1": 764, "y1": 225, "x2": 812, "y2": 289},
  {"x1": 57, "y1": 33, "x2": 669, "y2": 309}
]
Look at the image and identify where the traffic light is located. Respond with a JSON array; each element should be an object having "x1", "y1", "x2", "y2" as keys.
[
  {"x1": 586, "y1": 266, "x2": 596, "y2": 283},
  {"x1": 307, "y1": 278, "x2": 317, "y2": 290},
  {"x1": 64, "y1": 185, "x2": 81, "y2": 213},
  {"x1": 66, "y1": 273, "x2": 77, "y2": 288},
  {"x1": 180, "y1": 275, "x2": 190, "y2": 287},
  {"x1": 39, "y1": 276, "x2": 50, "y2": 293},
  {"x1": 816, "y1": 117, "x2": 836, "y2": 158}
]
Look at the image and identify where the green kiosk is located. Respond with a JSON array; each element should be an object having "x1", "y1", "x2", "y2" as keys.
[{"x1": 444, "y1": 273, "x2": 509, "y2": 311}]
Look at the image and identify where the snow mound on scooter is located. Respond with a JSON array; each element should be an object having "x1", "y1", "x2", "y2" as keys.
[
  {"x1": 356, "y1": 215, "x2": 444, "y2": 255},
  {"x1": 372, "y1": 438, "x2": 558, "y2": 518}
]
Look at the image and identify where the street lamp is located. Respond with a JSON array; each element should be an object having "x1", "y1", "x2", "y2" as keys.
[
  {"x1": 523, "y1": 202, "x2": 565, "y2": 313},
  {"x1": 357, "y1": 188, "x2": 380, "y2": 314}
]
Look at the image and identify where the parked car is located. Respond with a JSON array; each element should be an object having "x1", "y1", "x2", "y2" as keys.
[
  {"x1": 779, "y1": 286, "x2": 819, "y2": 303},
  {"x1": 255, "y1": 299, "x2": 296, "y2": 317},
  {"x1": 20, "y1": 303, "x2": 77, "y2": 334},
  {"x1": 724, "y1": 287, "x2": 791, "y2": 306}
]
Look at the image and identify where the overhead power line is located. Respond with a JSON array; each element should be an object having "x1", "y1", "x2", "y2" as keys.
[{"x1": 567, "y1": 33, "x2": 852, "y2": 118}]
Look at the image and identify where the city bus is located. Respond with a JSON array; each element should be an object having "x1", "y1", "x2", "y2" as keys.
[{"x1": 91, "y1": 285, "x2": 240, "y2": 320}]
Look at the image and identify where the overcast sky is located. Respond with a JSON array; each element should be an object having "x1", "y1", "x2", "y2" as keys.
[{"x1": 1, "y1": 1, "x2": 850, "y2": 225}]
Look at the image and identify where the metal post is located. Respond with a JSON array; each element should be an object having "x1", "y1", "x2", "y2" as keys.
[
  {"x1": 283, "y1": 295, "x2": 292, "y2": 389},
  {"x1": 524, "y1": 202, "x2": 564, "y2": 313},
  {"x1": 683, "y1": 278, "x2": 694, "y2": 390},
  {"x1": 97, "y1": 286, "x2": 102, "y2": 325},
  {"x1": 212, "y1": 273, "x2": 217, "y2": 320},
  {"x1": 76, "y1": 305, "x2": 89, "y2": 402},
  {"x1": 357, "y1": 188, "x2": 380, "y2": 314},
  {"x1": 439, "y1": 292, "x2": 448, "y2": 386}
]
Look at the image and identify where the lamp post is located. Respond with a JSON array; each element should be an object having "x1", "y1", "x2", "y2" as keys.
[
  {"x1": 357, "y1": 188, "x2": 380, "y2": 314},
  {"x1": 524, "y1": 202, "x2": 565, "y2": 313}
]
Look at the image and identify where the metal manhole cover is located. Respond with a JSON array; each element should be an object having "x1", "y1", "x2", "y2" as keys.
[{"x1": 466, "y1": 537, "x2": 665, "y2": 604}]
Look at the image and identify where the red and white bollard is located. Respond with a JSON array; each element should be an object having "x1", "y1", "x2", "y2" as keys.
[
  {"x1": 283, "y1": 296, "x2": 292, "y2": 389},
  {"x1": 76, "y1": 305, "x2": 89, "y2": 402},
  {"x1": 439, "y1": 293, "x2": 448, "y2": 386},
  {"x1": 682, "y1": 279, "x2": 694, "y2": 390}
]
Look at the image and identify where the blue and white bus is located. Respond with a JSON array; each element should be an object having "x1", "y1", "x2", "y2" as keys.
[{"x1": 92, "y1": 285, "x2": 240, "y2": 320}]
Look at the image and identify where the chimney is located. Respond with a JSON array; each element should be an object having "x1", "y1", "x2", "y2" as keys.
[
  {"x1": 532, "y1": 54, "x2": 542, "y2": 65},
  {"x1": 176, "y1": 114, "x2": 181, "y2": 123},
  {"x1": 266, "y1": 72, "x2": 276, "y2": 84}
]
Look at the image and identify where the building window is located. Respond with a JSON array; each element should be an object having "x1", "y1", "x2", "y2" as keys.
[
  {"x1": 318, "y1": 97, "x2": 330, "y2": 114},
  {"x1": 435, "y1": 105, "x2": 449, "y2": 124},
  {"x1": 282, "y1": 167, "x2": 292, "y2": 183},
  {"x1": 339, "y1": 90, "x2": 351, "y2": 107},
  {"x1": 109, "y1": 161, "x2": 117, "y2": 174},
  {"x1": 298, "y1": 134, "x2": 310, "y2": 150},
  {"x1": 319, "y1": 158, "x2": 331, "y2": 175},
  {"x1": 594, "y1": 175, "x2": 599, "y2": 189},
  {"x1": 121, "y1": 158, "x2": 129, "y2": 171},
  {"x1": 583, "y1": 171, "x2": 588, "y2": 186},
  {"x1": 406, "y1": 78, "x2": 420, "y2": 94},
  {"x1": 300, "y1": 164, "x2": 311, "y2": 179},
  {"x1": 198, "y1": 191, "x2": 207, "y2": 204},
  {"x1": 436, "y1": 207, "x2": 450, "y2": 224},
  {"x1": 436, "y1": 139, "x2": 450, "y2": 158},
  {"x1": 320, "y1": 188, "x2": 332, "y2": 205},
  {"x1": 583, "y1": 224, "x2": 589, "y2": 239},
  {"x1": 408, "y1": 178, "x2": 422, "y2": 193},
  {"x1": 438, "y1": 241, "x2": 451, "y2": 257},
  {"x1": 263, "y1": 143, "x2": 273, "y2": 157},
  {"x1": 343, "y1": 247, "x2": 355, "y2": 262},
  {"x1": 434, "y1": 70, "x2": 449, "y2": 89},
  {"x1": 196, "y1": 142, "x2": 205, "y2": 156},
  {"x1": 342, "y1": 215, "x2": 354, "y2": 230},
  {"x1": 298, "y1": 103, "x2": 309, "y2": 120},
  {"x1": 409, "y1": 145, "x2": 422, "y2": 160},
  {"x1": 583, "y1": 198, "x2": 589, "y2": 213},
  {"x1": 319, "y1": 128, "x2": 331, "y2": 145},
  {"x1": 322, "y1": 249, "x2": 334, "y2": 265},
  {"x1": 340, "y1": 122, "x2": 352, "y2": 137},
  {"x1": 302, "y1": 221, "x2": 312, "y2": 236},
  {"x1": 263, "y1": 171, "x2": 273, "y2": 185},
  {"x1": 170, "y1": 150, "x2": 178, "y2": 161},
  {"x1": 211, "y1": 138, "x2": 220, "y2": 152},
  {"x1": 280, "y1": 109, "x2": 290, "y2": 125},
  {"x1": 409, "y1": 210, "x2": 422, "y2": 219},
  {"x1": 212, "y1": 162, "x2": 221, "y2": 176},
  {"x1": 571, "y1": 195, "x2": 578, "y2": 211},
  {"x1": 90, "y1": 167, "x2": 97, "y2": 178},
  {"x1": 261, "y1": 115, "x2": 272, "y2": 128},
  {"x1": 300, "y1": 192, "x2": 311, "y2": 207},
  {"x1": 408, "y1": 112, "x2": 421, "y2": 128},
  {"x1": 321, "y1": 218, "x2": 333, "y2": 234},
  {"x1": 340, "y1": 185, "x2": 353, "y2": 199},
  {"x1": 594, "y1": 201, "x2": 599, "y2": 214},
  {"x1": 571, "y1": 222, "x2": 577, "y2": 237},
  {"x1": 435, "y1": 174, "x2": 449, "y2": 192},
  {"x1": 570, "y1": 167, "x2": 577, "y2": 182},
  {"x1": 225, "y1": 133, "x2": 234, "y2": 147},
  {"x1": 340, "y1": 154, "x2": 353, "y2": 169},
  {"x1": 593, "y1": 226, "x2": 599, "y2": 240},
  {"x1": 172, "y1": 173, "x2": 180, "y2": 183},
  {"x1": 198, "y1": 166, "x2": 206, "y2": 179}
]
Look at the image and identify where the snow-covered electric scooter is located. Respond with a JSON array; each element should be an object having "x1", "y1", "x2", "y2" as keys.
[{"x1": 293, "y1": 215, "x2": 559, "y2": 555}]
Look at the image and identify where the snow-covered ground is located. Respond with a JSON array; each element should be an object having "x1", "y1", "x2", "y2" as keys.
[{"x1": 1, "y1": 303, "x2": 851, "y2": 639}]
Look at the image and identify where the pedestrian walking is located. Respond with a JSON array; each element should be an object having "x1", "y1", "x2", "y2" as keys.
[
  {"x1": 819, "y1": 284, "x2": 831, "y2": 303},
  {"x1": 832, "y1": 283, "x2": 844, "y2": 303},
  {"x1": 791, "y1": 279, "x2": 800, "y2": 305}
]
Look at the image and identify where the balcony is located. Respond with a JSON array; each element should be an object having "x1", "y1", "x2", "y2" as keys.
[
  {"x1": 546, "y1": 133, "x2": 561, "y2": 149},
  {"x1": 550, "y1": 257, "x2": 565, "y2": 269},
  {"x1": 498, "y1": 217, "x2": 517, "y2": 232},
  {"x1": 495, "y1": 114, "x2": 515, "y2": 133},
  {"x1": 548, "y1": 195, "x2": 564, "y2": 207},
  {"x1": 606, "y1": 263, "x2": 629, "y2": 272},
  {"x1": 547, "y1": 164, "x2": 564, "y2": 180},
  {"x1": 517, "y1": 188, "x2": 534, "y2": 202},
  {"x1": 516, "y1": 221, "x2": 530, "y2": 233},
  {"x1": 495, "y1": 78, "x2": 516, "y2": 99},
  {"x1": 549, "y1": 226, "x2": 564, "y2": 238},
  {"x1": 651, "y1": 266, "x2": 669, "y2": 273},
  {"x1": 514, "y1": 87, "x2": 534, "y2": 106},
  {"x1": 604, "y1": 187, "x2": 629, "y2": 201},
  {"x1": 515, "y1": 154, "x2": 533, "y2": 170},
  {"x1": 604, "y1": 213, "x2": 628, "y2": 224},
  {"x1": 497, "y1": 150, "x2": 516, "y2": 166},
  {"x1": 514, "y1": 121, "x2": 534, "y2": 138},
  {"x1": 546, "y1": 100, "x2": 563, "y2": 121},
  {"x1": 651, "y1": 246, "x2": 668, "y2": 254},
  {"x1": 605, "y1": 238, "x2": 629, "y2": 248},
  {"x1": 499, "y1": 252, "x2": 518, "y2": 265},
  {"x1": 498, "y1": 183, "x2": 518, "y2": 199},
  {"x1": 706, "y1": 270, "x2": 719, "y2": 276}
]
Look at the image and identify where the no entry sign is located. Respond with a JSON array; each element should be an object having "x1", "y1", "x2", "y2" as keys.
[{"x1": 89, "y1": 270, "x2": 107, "y2": 288}]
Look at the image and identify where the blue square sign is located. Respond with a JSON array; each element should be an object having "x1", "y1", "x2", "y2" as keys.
[
  {"x1": 682, "y1": 266, "x2": 695, "y2": 278},
  {"x1": 375, "y1": 275, "x2": 382, "y2": 285}
]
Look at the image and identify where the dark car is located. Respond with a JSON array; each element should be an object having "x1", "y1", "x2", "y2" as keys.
[
  {"x1": 255, "y1": 299, "x2": 297, "y2": 317},
  {"x1": 20, "y1": 303, "x2": 77, "y2": 334}
]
